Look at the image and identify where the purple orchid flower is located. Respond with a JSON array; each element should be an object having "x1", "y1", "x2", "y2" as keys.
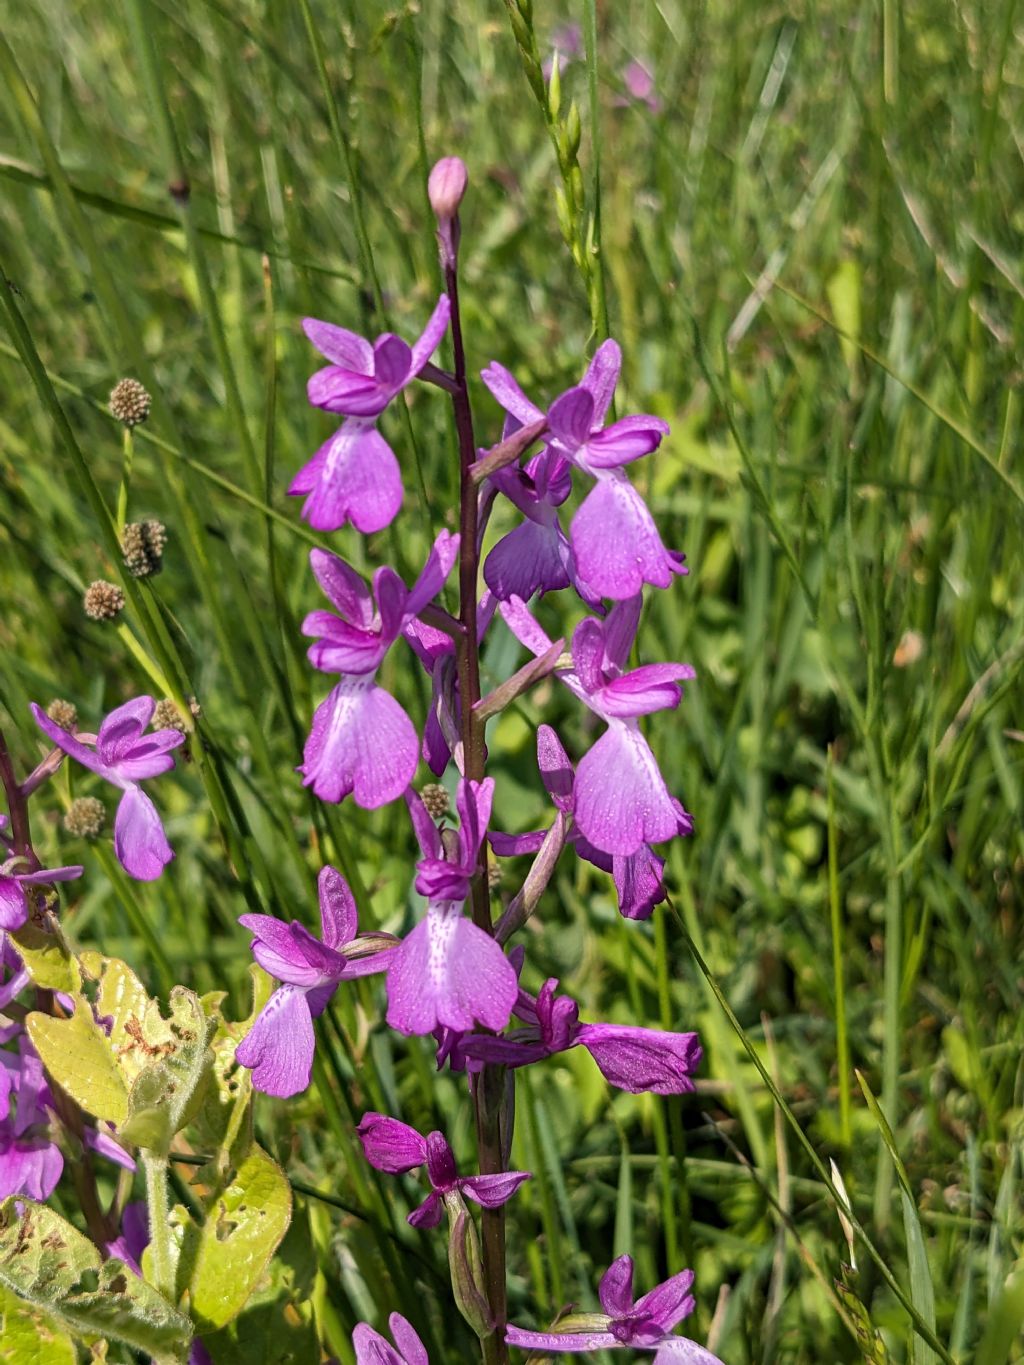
[
  {"x1": 235, "y1": 867, "x2": 397, "y2": 1097},
  {"x1": 482, "y1": 340, "x2": 684, "y2": 600},
  {"x1": 490, "y1": 724, "x2": 693, "y2": 919},
  {"x1": 300, "y1": 531, "x2": 459, "y2": 807},
  {"x1": 0, "y1": 1036, "x2": 63, "y2": 1201},
  {"x1": 384, "y1": 780, "x2": 518, "y2": 1037},
  {"x1": 0, "y1": 940, "x2": 29, "y2": 1020},
  {"x1": 485, "y1": 445, "x2": 600, "y2": 606},
  {"x1": 404, "y1": 591, "x2": 497, "y2": 776},
  {"x1": 353, "y1": 1313, "x2": 428, "y2": 1365},
  {"x1": 542, "y1": 22, "x2": 583, "y2": 81},
  {"x1": 0, "y1": 820, "x2": 82, "y2": 933},
  {"x1": 291, "y1": 297, "x2": 451, "y2": 533},
  {"x1": 461, "y1": 976, "x2": 701, "y2": 1095},
  {"x1": 500, "y1": 597, "x2": 695, "y2": 856},
  {"x1": 31, "y1": 698, "x2": 184, "y2": 881},
  {"x1": 506, "y1": 1254, "x2": 724, "y2": 1362},
  {"x1": 357, "y1": 1112, "x2": 530, "y2": 1229},
  {"x1": 617, "y1": 59, "x2": 661, "y2": 111}
]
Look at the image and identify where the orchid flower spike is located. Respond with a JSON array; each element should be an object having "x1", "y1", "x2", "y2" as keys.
[
  {"x1": 357, "y1": 1112, "x2": 530, "y2": 1229},
  {"x1": 384, "y1": 779, "x2": 519, "y2": 1037},
  {"x1": 500, "y1": 597, "x2": 695, "y2": 856},
  {"x1": 490, "y1": 724, "x2": 692, "y2": 919},
  {"x1": 506, "y1": 1254, "x2": 724, "y2": 1362},
  {"x1": 300, "y1": 531, "x2": 459, "y2": 807},
  {"x1": 482, "y1": 340, "x2": 685, "y2": 599},
  {"x1": 291, "y1": 296, "x2": 451, "y2": 533},
  {"x1": 353, "y1": 1312, "x2": 429, "y2": 1365},
  {"x1": 235, "y1": 867, "x2": 398, "y2": 1097},
  {"x1": 31, "y1": 698, "x2": 183, "y2": 880}
]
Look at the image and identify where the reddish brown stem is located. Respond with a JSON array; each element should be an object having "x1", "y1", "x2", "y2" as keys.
[{"x1": 444, "y1": 248, "x2": 510, "y2": 1365}]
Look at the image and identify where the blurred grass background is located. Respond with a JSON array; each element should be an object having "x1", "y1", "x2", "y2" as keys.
[{"x1": 1, "y1": 0, "x2": 1022, "y2": 1361}]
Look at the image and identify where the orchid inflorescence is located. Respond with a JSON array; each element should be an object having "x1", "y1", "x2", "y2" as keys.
[{"x1": 0, "y1": 151, "x2": 723, "y2": 1365}]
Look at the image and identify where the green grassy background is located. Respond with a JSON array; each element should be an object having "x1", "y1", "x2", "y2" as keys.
[{"x1": 1, "y1": 0, "x2": 1022, "y2": 1360}]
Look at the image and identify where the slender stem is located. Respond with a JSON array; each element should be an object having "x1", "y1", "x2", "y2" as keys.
[
  {"x1": 444, "y1": 238, "x2": 509, "y2": 1365},
  {"x1": 116, "y1": 425, "x2": 134, "y2": 534},
  {"x1": 0, "y1": 728, "x2": 36, "y2": 867},
  {"x1": 142, "y1": 1153, "x2": 174, "y2": 1298}
]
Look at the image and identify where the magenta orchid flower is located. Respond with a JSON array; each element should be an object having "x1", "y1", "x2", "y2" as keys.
[
  {"x1": 357, "y1": 1112, "x2": 530, "y2": 1229},
  {"x1": 299, "y1": 531, "x2": 459, "y2": 807},
  {"x1": 30, "y1": 698, "x2": 183, "y2": 881},
  {"x1": 490, "y1": 724, "x2": 692, "y2": 919},
  {"x1": 353, "y1": 1313, "x2": 428, "y2": 1365},
  {"x1": 462, "y1": 976, "x2": 701, "y2": 1095},
  {"x1": 0, "y1": 816, "x2": 82, "y2": 933},
  {"x1": 0, "y1": 1036, "x2": 63, "y2": 1201},
  {"x1": 291, "y1": 296, "x2": 450, "y2": 533},
  {"x1": 500, "y1": 597, "x2": 695, "y2": 856},
  {"x1": 485, "y1": 445, "x2": 600, "y2": 606},
  {"x1": 506, "y1": 1255, "x2": 724, "y2": 1362},
  {"x1": 404, "y1": 591, "x2": 497, "y2": 776},
  {"x1": 482, "y1": 340, "x2": 684, "y2": 599},
  {"x1": 235, "y1": 867, "x2": 398, "y2": 1097},
  {"x1": 384, "y1": 780, "x2": 518, "y2": 1037}
]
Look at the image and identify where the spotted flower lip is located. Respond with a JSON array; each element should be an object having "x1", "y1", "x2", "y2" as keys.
[
  {"x1": 356, "y1": 1112, "x2": 530, "y2": 1229},
  {"x1": 353, "y1": 1312, "x2": 429, "y2": 1365},
  {"x1": 384, "y1": 780, "x2": 519, "y2": 1037},
  {"x1": 499, "y1": 597, "x2": 695, "y2": 856},
  {"x1": 235, "y1": 867, "x2": 397, "y2": 1098},
  {"x1": 291, "y1": 297, "x2": 451, "y2": 534},
  {"x1": 481, "y1": 339, "x2": 684, "y2": 600},
  {"x1": 506, "y1": 1254, "x2": 724, "y2": 1362},
  {"x1": 30, "y1": 698, "x2": 183, "y2": 881}
]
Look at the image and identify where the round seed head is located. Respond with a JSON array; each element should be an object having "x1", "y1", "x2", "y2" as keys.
[
  {"x1": 420, "y1": 783, "x2": 450, "y2": 820},
  {"x1": 83, "y1": 580, "x2": 125, "y2": 621},
  {"x1": 109, "y1": 377, "x2": 151, "y2": 427},
  {"x1": 487, "y1": 859, "x2": 502, "y2": 891},
  {"x1": 45, "y1": 699, "x2": 78, "y2": 731},
  {"x1": 152, "y1": 698, "x2": 185, "y2": 732},
  {"x1": 64, "y1": 796, "x2": 105, "y2": 839},
  {"x1": 122, "y1": 519, "x2": 167, "y2": 578}
]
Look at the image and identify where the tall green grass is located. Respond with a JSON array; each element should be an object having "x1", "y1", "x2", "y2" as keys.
[{"x1": 1, "y1": 1, "x2": 1022, "y2": 1360}]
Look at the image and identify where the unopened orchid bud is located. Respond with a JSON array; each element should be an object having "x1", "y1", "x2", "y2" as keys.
[
  {"x1": 445, "y1": 1196, "x2": 494, "y2": 1340},
  {"x1": 428, "y1": 156, "x2": 467, "y2": 222},
  {"x1": 428, "y1": 156, "x2": 466, "y2": 270}
]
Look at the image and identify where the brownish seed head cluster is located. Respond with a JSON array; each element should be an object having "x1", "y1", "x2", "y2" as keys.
[
  {"x1": 64, "y1": 796, "x2": 105, "y2": 839},
  {"x1": 83, "y1": 580, "x2": 125, "y2": 621},
  {"x1": 45, "y1": 698, "x2": 78, "y2": 731},
  {"x1": 152, "y1": 698, "x2": 185, "y2": 732},
  {"x1": 122, "y1": 520, "x2": 167, "y2": 578},
  {"x1": 420, "y1": 783, "x2": 450, "y2": 820},
  {"x1": 109, "y1": 377, "x2": 151, "y2": 427}
]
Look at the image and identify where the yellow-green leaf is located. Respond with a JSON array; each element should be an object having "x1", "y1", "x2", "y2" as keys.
[
  {"x1": 25, "y1": 1006, "x2": 128, "y2": 1125},
  {"x1": 0, "y1": 1285, "x2": 77, "y2": 1364},
  {"x1": 188, "y1": 1146, "x2": 292, "y2": 1330},
  {"x1": 10, "y1": 920, "x2": 81, "y2": 994}
]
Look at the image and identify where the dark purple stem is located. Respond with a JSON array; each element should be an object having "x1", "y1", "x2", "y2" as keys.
[{"x1": 444, "y1": 243, "x2": 510, "y2": 1365}]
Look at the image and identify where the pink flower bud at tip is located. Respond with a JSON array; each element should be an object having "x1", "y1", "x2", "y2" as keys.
[{"x1": 427, "y1": 156, "x2": 468, "y2": 222}]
